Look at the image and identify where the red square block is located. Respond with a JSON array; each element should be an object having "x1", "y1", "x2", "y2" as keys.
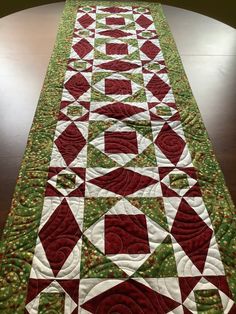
[
  {"x1": 105, "y1": 79, "x2": 132, "y2": 95},
  {"x1": 105, "y1": 214, "x2": 150, "y2": 254},
  {"x1": 106, "y1": 17, "x2": 125, "y2": 25},
  {"x1": 106, "y1": 43, "x2": 128, "y2": 55},
  {"x1": 104, "y1": 131, "x2": 138, "y2": 154}
]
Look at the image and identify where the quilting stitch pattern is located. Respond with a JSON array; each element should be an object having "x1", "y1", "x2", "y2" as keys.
[{"x1": 22, "y1": 5, "x2": 236, "y2": 313}]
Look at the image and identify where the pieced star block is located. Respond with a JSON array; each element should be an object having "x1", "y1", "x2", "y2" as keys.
[
  {"x1": 88, "y1": 120, "x2": 154, "y2": 167},
  {"x1": 84, "y1": 198, "x2": 168, "y2": 276},
  {"x1": 45, "y1": 167, "x2": 85, "y2": 197}
]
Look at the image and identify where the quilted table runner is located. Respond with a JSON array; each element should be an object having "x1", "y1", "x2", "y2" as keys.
[{"x1": 0, "y1": 1, "x2": 235, "y2": 313}]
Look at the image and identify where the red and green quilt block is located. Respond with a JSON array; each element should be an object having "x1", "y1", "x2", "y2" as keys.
[
  {"x1": 83, "y1": 198, "x2": 170, "y2": 276},
  {"x1": 24, "y1": 4, "x2": 236, "y2": 312},
  {"x1": 1, "y1": 2, "x2": 235, "y2": 313}
]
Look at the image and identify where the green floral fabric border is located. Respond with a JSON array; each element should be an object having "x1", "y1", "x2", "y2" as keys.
[
  {"x1": 0, "y1": 2, "x2": 79, "y2": 312},
  {"x1": 151, "y1": 2, "x2": 236, "y2": 300},
  {"x1": 0, "y1": 0, "x2": 235, "y2": 312}
]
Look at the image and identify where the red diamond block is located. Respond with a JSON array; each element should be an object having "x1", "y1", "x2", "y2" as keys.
[
  {"x1": 65, "y1": 73, "x2": 90, "y2": 99},
  {"x1": 89, "y1": 168, "x2": 158, "y2": 196},
  {"x1": 106, "y1": 17, "x2": 125, "y2": 25},
  {"x1": 55, "y1": 123, "x2": 86, "y2": 166},
  {"x1": 98, "y1": 29, "x2": 132, "y2": 38},
  {"x1": 77, "y1": 13, "x2": 94, "y2": 28},
  {"x1": 104, "y1": 131, "x2": 138, "y2": 154},
  {"x1": 105, "y1": 79, "x2": 132, "y2": 95},
  {"x1": 39, "y1": 199, "x2": 82, "y2": 276},
  {"x1": 141, "y1": 41, "x2": 160, "y2": 59},
  {"x1": 171, "y1": 199, "x2": 213, "y2": 273},
  {"x1": 98, "y1": 60, "x2": 139, "y2": 71},
  {"x1": 155, "y1": 122, "x2": 186, "y2": 165},
  {"x1": 105, "y1": 214, "x2": 150, "y2": 254},
  {"x1": 101, "y1": 7, "x2": 130, "y2": 13},
  {"x1": 136, "y1": 15, "x2": 153, "y2": 29},
  {"x1": 106, "y1": 43, "x2": 128, "y2": 55},
  {"x1": 93, "y1": 102, "x2": 145, "y2": 120},
  {"x1": 72, "y1": 38, "x2": 93, "y2": 59},
  {"x1": 146, "y1": 74, "x2": 170, "y2": 101}
]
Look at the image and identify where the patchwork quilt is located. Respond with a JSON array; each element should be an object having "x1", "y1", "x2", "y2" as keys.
[{"x1": 0, "y1": 1, "x2": 235, "y2": 313}]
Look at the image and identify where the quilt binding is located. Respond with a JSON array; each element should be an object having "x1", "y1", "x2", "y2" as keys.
[{"x1": 0, "y1": 0, "x2": 235, "y2": 311}]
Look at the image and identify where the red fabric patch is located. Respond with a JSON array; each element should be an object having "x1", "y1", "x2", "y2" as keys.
[
  {"x1": 104, "y1": 131, "x2": 138, "y2": 154},
  {"x1": 99, "y1": 29, "x2": 132, "y2": 38},
  {"x1": 105, "y1": 214, "x2": 150, "y2": 254},
  {"x1": 101, "y1": 7, "x2": 130, "y2": 13},
  {"x1": 204, "y1": 276, "x2": 233, "y2": 299},
  {"x1": 178, "y1": 277, "x2": 201, "y2": 302},
  {"x1": 55, "y1": 123, "x2": 86, "y2": 166},
  {"x1": 65, "y1": 73, "x2": 90, "y2": 99},
  {"x1": 39, "y1": 199, "x2": 82, "y2": 276},
  {"x1": 183, "y1": 306, "x2": 194, "y2": 314},
  {"x1": 183, "y1": 184, "x2": 202, "y2": 197},
  {"x1": 98, "y1": 60, "x2": 139, "y2": 71},
  {"x1": 155, "y1": 123, "x2": 186, "y2": 165},
  {"x1": 81, "y1": 279, "x2": 180, "y2": 313},
  {"x1": 228, "y1": 304, "x2": 236, "y2": 314},
  {"x1": 105, "y1": 79, "x2": 132, "y2": 95},
  {"x1": 171, "y1": 199, "x2": 213, "y2": 273},
  {"x1": 136, "y1": 15, "x2": 153, "y2": 28},
  {"x1": 141, "y1": 41, "x2": 160, "y2": 59},
  {"x1": 106, "y1": 43, "x2": 128, "y2": 55},
  {"x1": 93, "y1": 102, "x2": 145, "y2": 120},
  {"x1": 146, "y1": 75, "x2": 170, "y2": 101},
  {"x1": 160, "y1": 182, "x2": 179, "y2": 197},
  {"x1": 26, "y1": 279, "x2": 53, "y2": 303},
  {"x1": 106, "y1": 17, "x2": 125, "y2": 25},
  {"x1": 89, "y1": 168, "x2": 158, "y2": 196},
  {"x1": 77, "y1": 13, "x2": 94, "y2": 28},
  {"x1": 72, "y1": 38, "x2": 93, "y2": 58}
]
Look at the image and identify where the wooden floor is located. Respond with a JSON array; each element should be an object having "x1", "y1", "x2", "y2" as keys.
[{"x1": 0, "y1": 3, "x2": 235, "y2": 236}]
